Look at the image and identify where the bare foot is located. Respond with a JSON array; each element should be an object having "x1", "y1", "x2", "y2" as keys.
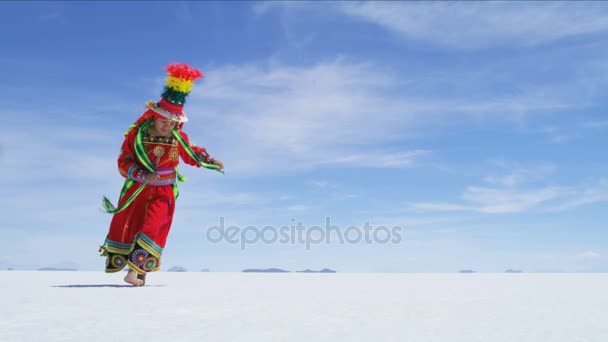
[
  {"x1": 124, "y1": 270, "x2": 144, "y2": 286},
  {"x1": 137, "y1": 272, "x2": 146, "y2": 286}
]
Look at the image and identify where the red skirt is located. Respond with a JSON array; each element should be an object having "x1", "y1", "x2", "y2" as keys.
[{"x1": 103, "y1": 182, "x2": 175, "y2": 274}]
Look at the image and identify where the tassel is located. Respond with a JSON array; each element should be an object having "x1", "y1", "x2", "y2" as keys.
[
  {"x1": 102, "y1": 196, "x2": 117, "y2": 213},
  {"x1": 176, "y1": 168, "x2": 187, "y2": 183}
]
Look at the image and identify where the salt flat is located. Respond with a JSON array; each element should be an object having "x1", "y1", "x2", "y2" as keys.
[{"x1": 1, "y1": 271, "x2": 607, "y2": 342}]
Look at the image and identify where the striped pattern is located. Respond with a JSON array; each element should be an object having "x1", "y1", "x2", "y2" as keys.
[
  {"x1": 160, "y1": 63, "x2": 204, "y2": 105},
  {"x1": 148, "y1": 168, "x2": 177, "y2": 186},
  {"x1": 104, "y1": 239, "x2": 132, "y2": 255}
]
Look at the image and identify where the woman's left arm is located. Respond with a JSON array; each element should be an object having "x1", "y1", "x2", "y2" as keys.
[{"x1": 177, "y1": 130, "x2": 217, "y2": 167}]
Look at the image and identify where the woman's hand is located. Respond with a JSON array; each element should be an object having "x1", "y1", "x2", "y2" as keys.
[
  {"x1": 212, "y1": 159, "x2": 224, "y2": 171},
  {"x1": 144, "y1": 172, "x2": 160, "y2": 183}
]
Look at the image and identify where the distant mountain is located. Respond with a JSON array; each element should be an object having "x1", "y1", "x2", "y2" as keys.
[
  {"x1": 200, "y1": 268, "x2": 210, "y2": 272},
  {"x1": 296, "y1": 268, "x2": 337, "y2": 273},
  {"x1": 167, "y1": 266, "x2": 187, "y2": 272},
  {"x1": 297, "y1": 269, "x2": 315, "y2": 273},
  {"x1": 38, "y1": 267, "x2": 78, "y2": 271},
  {"x1": 242, "y1": 268, "x2": 289, "y2": 273},
  {"x1": 319, "y1": 268, "x2": 336, "y2": 273},
  {"x1": 458, "y1": 270, "x2": 476, "y2": 273},
  {"x1": 505, "y1": 269, "x2": 523, "y2": 273}
]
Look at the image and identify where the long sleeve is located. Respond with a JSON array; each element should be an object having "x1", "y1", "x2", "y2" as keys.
[
  {"x1": 177, "y1": 130, "x2": 214, "y2": 167},
  {"x1": 117, "y1": 129, "x2": 148, "y2": 182}
]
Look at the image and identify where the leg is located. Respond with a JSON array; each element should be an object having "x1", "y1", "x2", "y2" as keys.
[
  {"x1": 124, "y1": 268, "x2": 144, "y2": 286},
  {"x1": 127, "y1": 188, "x2": 174, "y2": 274},
  {"x1": 137, "y1": 272, "x2": 147, "y2": 285}
]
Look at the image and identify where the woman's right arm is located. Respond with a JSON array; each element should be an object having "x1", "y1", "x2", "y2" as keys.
[{"x1": 117, "y1": 129, "x2": 148, "y2": 183}]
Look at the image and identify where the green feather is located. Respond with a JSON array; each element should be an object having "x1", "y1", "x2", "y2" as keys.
[{"x1": 161, "y1": 87, "x2": 188, "y2": 105}]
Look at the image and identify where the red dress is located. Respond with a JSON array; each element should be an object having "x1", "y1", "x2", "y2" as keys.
[{"x1": 102, "y1": 126, "x2": 213, "y2": 274}]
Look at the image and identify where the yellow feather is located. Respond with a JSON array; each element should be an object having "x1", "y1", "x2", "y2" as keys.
[{"x1": 165, "y1": 76, "x2": 193, "y2": 93}]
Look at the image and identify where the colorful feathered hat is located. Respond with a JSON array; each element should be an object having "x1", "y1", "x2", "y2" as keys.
[{"x1": 130, "y1": 63, "x2": 204, "y2": 130}]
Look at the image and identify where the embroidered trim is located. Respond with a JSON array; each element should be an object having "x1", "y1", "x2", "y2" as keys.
[
  {"x1": 148, "y1": 178, "x2": 176, "y2": 186},
  {"x1": 148, "y1": 168, "x2": 177, "y2": 186},
  {"x1": 127, "y1": 165, "x2": 137, "y2": 179},
  {"x1": 105, "y1": 239, "x2": 132, "y2": 255},
  {"x1": 126, "y1": 233, "x2": 163, "y2": 273},
  {"x1": 105, "y1": 252, "x2": 128, "y2": 273},
  {"x1": 103, "y1": 234, "x2": 163, "y2": 273},
  {"x1": 169, "y1": 148, "x2": 179, "y2": 161},
  {"x1": 143, "y1": 134, "x2": 177, "y2": 146},
  {"x1": 135, "y1": 233, "x2": 163, "y2": 257},
  {"x1": 153, "y1": 146, "x2": 166, "y2": 159}
]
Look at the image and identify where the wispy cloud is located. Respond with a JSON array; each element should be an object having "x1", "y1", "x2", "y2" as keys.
[
  {"x1": 308, "y1": 180, "x2": 330, "y2": 190},
  {"x1": 37, "y1": 2, "x2": 65, "y2": 23},
  {"x1": 409, "y1": 176, "x2": 608, "y2": 214},
  {"x1": 407, "y1": 203, "x2": 473, "y2": 213},
  {"x1": 319, "y1": 150, "x2": 430, "y2": 169},
  {"x1": 463, "y1": 186, "x2": 570, "y2": 214},
  {"x1": 186, "y1": 59, "x2": 571, "y2": 177},
  {"x1": 540, "y1": 126, "x2": 573, "y2": 144},
  {"x1": 287, "y1": 204, "x2": 309, "y2": 212},
  {"x1": 552, "y1": 179, "x2": 608, "y2": 211},
  {"x1": 336, "y1": 2, "x2": 608, "y2": 49},
  {"x1": 254, "y1": 2, "x2": 608, "y2": 48},
  {"x1": 576, "y1": 251, "x2": 601, "y2": 260},
  {"x1": 0, "y1": 112, "x2": 119, "y2": 183},
  {"x1": 483, "y1": 163, "x2": 555, "y2": 187},
  {"x1": 410, "y1": 186, "x2": 570, "y2": 214},
  {"x1": 582, "y1": 120, "x2": 608, "y2": 129}
]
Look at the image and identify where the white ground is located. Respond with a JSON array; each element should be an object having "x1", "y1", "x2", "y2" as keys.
[{"x1": 1, "y1": 272, "x2": 607, "y2": 342}]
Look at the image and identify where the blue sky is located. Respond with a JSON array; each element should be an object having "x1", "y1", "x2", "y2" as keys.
[{"x1": 1, "y1": 1, "x2": 607, "y2": 272}]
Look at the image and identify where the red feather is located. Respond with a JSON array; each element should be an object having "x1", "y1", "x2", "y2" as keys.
[{"x1": 165, "y1": 62, "x2": 204, "y2": 81}]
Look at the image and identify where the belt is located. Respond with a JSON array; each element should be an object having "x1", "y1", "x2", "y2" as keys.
[{"x1": 148, "y1": 168, "x2": 177, "y2": 186}]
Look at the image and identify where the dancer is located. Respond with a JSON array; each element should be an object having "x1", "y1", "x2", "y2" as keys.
[{"x1": 99, "y1": 63, "x2": 223, "y2": 286}]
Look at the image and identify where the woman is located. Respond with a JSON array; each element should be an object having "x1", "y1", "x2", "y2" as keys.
[{"x1": 99, "y1": 63, "x2": 223, "y2": 286}]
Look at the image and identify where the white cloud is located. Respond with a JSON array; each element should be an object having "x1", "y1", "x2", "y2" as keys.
[
  {"x1": 462, "y1": 186, "x2": 569, "y2": 214},
  {"x1": 319, "y1": 150, "x2": 430, "y2": 169},
  {"x1": 179, "y1": 187, "x2": 275, "y2": 209},
  {"x1": 582, "y1": 120, "x2": 608, "y2": 129},
  {"x1": 309, "y1": 180, "x2": 330, "y2": 189},
  {"x1": 576, "y1": 251, "x2": 601, "y2": 260},
  {"x1": 0, "y1": 112, "x2": 120, "y2": 183},
  {"x1": 185, "y1": 59, "x2": 569, "y2": 177},
  {"x1": 336, "y1": 2, "x2": 608, "y2": 49},
  {"x1": 552, "y1": 179, "x2": 608, "y2": 211},
  {"x1": 407, "y1": 203, "x2": 472, "y2": 212},
  {"x1": 540, "y1": 126, "x2": 573, "y2": 144},
  {"x1": 483, "y1": 163, "x2": 555, "y2": 187},
  {"x1": 186, "y1": 60, "x2": 419, "y2": 176},
  {"x1": 287, "y1": 204, "x2": 309, "y2": 212},
  {"x1": 408, "y1": 177, "x2": 608, "y2": 214}
]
